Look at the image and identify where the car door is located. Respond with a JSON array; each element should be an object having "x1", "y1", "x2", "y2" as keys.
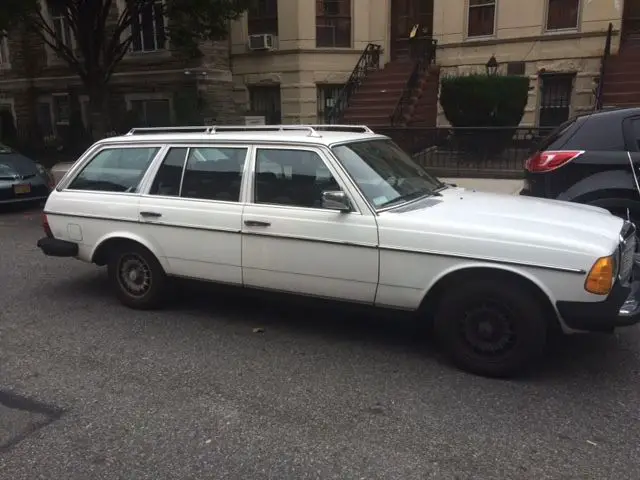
[
  {"x1": 138, "y1": 144, "x2": 248, "y2": 284},
  {"x1": 241, "y1": 145, "x2": 379, "y2": 304}
]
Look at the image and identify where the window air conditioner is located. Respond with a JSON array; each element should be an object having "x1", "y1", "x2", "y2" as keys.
[{"x1": 248, "y1": 34, "x2": 274, "y2": 51}]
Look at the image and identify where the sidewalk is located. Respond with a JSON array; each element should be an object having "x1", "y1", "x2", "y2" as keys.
[{"x1": 441, "y1": 177, "x2": 523, "y2": 195}]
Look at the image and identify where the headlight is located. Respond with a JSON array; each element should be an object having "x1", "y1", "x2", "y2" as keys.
[{"x1": 585, "y1": 255, "x2": 616, "y2": 295}]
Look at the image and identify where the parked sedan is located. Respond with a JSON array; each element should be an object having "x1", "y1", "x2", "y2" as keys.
[{"x1": 0, "y1": 144, "x2": 54, "y2": 205}]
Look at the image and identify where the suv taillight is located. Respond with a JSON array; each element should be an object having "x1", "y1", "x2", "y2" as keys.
[
  {"x1": 42, "y1": 213, "x2": 53, "y2": 238},
  {"x1": 525, "y1": 150, "x2": 584, "y2": 173}
]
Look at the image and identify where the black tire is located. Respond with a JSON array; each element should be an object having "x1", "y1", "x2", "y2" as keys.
[
  {"x1": 107, "y1": 242, "x2": 167, "y2": 310},
  {"x1": 433, "y1": 278, "x2": 547, "y2": 378}
]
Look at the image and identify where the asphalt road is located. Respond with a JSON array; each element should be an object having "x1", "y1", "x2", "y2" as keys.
[{"x1": 1, "y1": 205, "x2": 640, "y2": 479}]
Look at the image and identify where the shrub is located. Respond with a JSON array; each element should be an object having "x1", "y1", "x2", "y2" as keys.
[
  {"x1": 439, "y1": 74, "x2": 530, "y2": 157},
  {"x1": 440, "y1": 74, "x2": 530, "y2": 127}
]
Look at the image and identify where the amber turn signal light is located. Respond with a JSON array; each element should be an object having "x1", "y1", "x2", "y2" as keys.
[{"x1": 584, "y1": 256, "x2": 615, "y2": 295}]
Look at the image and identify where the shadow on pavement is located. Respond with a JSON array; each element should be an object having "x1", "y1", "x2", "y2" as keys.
[
  {"x1": 42, "y1": 270, "x2": 640, "y2": 382},
  {"x1": 0, "y1": 390, "x2": 64, "y2": 453}
]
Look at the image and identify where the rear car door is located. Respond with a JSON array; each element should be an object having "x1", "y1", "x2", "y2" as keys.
[
  {"x1": 240, "y1": 145, "x2": 380, "y2": 304},
  {"x1": 138, "y1": 144, "x2": 248, "y2": 284}
]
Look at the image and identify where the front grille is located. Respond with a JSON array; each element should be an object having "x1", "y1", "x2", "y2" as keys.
[{"x1": 619, "y1": 222, "x2": 637, "y2": 283}]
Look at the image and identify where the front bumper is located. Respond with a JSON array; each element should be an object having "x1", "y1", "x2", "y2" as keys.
[
  {"x1": 557, "y1": 280, "x2": 640, "y2": 332},
  {"x1": 37, "y1": 237, "x2": 78, "y2": 257}
]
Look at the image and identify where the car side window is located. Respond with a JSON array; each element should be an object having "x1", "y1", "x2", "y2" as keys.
[
  {"x1": 631, "y1": 119, "x2": 640, "y2": 150},
  {"x1": 67, "y1": 147, "x2": 160, "y2": 193},
  {"x1": 149, "y1": 147, "x2": 189, "y2": 197},
  {"x1": 180, "y1": 147, "x2": 247, "y2": 202},
  {"x1": 254, "y1": 148, "x2": 342, "y2": 209}
]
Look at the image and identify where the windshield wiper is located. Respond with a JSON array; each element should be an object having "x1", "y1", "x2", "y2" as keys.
[{"x1": 378, "y1": 190, "x2": 440, "y2": 209}]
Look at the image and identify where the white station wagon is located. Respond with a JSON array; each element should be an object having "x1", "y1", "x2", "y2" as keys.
[{"x1": 37, "y1": 125, "x2": 640, "y2": 377}]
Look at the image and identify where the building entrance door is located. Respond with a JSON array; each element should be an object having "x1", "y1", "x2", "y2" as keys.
[{"x1": 390, "y1": 0, "x2": 433, "y2": 61}]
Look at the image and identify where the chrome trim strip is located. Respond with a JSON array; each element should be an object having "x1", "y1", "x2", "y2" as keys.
[
  {"x1": 242, "y1": 230, "x2": 378, "y2": 248},
  {"x1": 44, "y1": 211, "x2": 586, "y2": 273},
  {"x1": 43, "y1": 211, "x2": 241, "y2": 234},
  {"x1": 379, "y1": 245, "x2": 587, "y2": 274}
]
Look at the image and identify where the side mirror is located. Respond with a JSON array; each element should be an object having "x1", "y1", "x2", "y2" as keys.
[{"x1": 321, "y1": 190, "x2": 352, "y2": 212}]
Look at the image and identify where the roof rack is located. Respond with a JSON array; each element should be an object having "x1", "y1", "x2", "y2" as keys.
[
  {"x1": 305, "y1": 124, "x2": 374, "y2": 133},
  {"x1": 209, "y1": 125, "x2": 322, "y2": 137},
  {"x1": 126, "y1": 126, "x2": 214, "y2": 135},
  {"x1": 125, "y1": 124, "x2": 374, "y2": 137}
]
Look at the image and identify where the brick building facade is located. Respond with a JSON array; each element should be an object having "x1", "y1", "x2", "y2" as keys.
[{"x1": 0, "y1": 1, "x2": 242, "y2": 143}]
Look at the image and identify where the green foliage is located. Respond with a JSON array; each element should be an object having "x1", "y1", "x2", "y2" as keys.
[
  {"x1": 0, "y1": 0, "x2": 250, "y2": 137},
  {"x1": 439, "y1": 74, "x2": 530, "y2": 127}
]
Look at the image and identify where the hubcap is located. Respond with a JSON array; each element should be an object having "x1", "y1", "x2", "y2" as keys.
[
  {"x1": 459, "y1": 302, "x2": 517, "y2": 356},
  {"x1": 117, "y1": 254, "x2": 152, "y2": 297}
]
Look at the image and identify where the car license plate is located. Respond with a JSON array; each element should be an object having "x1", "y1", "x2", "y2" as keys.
[{"x1": 13, "y1": 184, "x2": 31, "y2": 194}]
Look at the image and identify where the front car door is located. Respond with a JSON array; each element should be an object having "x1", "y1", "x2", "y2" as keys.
[
  {"x1": 138, "y1": 143, "x2": 249, "y2": 284},
  {"x1": 241, "y1": 145, "x2": 380, "y2": 304}
]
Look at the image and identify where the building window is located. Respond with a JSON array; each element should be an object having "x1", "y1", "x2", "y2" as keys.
[
  {"x1": 538, "y1": 73, "x2": 574, "y2": 128},
  {"x1": 131, "y1": 1, "x2": 166, "y2": 52},
  {"x1": 467, "y1": 0, "x2": 496, "y2": 37},
  {"x1": 546, "y1": 0, "x2": 580, "y2": 30},
  {"x1": 129, "y1": 98, "x2": 172, "y2": 126},
  {"x1": 317, "y1": 84, "x2": 344, "y2": 123},
  {"x1": 49, "y1": 0, "x2": 73, "y2": 47},
  {"x1": 53, "y1": 94, "x2": 70, "y2": 126},
  {"x1": 248, "y1": 0, "x2": 278, "y2": 36},
  {"x1": 248, "y1": 86, "x2": 281, "y2": 125},
  {"x1": 0, "y1": 35, "x2": 9, "y2": 66},
  {"x1": 316, "y1": 0, "x2": 351, "y2": 48}
]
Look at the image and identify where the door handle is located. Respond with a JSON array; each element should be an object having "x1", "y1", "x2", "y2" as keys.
[
  {"x1": 140, "y1": 211, "x2": 162, "y2": 218},
  {"x1": 244, "y1": 220, "x2": 271, "y2": 227}
]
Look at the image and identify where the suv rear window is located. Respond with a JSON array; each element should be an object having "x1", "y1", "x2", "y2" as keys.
[{"x1": 534, "y1": 118, "x2": 578, "y2": 152}]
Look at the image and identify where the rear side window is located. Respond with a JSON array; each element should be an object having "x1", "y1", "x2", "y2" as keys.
[
  {"x1": 149, "y1": 147, "x2": 188, "y2": 197},
  {"x1": 149, "y1": 146, "x2": 248, "y2": 202},
  {"x1": 67, "y1": 146, "x2": 160, "y2": 192},
  {"x1": 630, "y1": 118, "x2": 640, "y2": 150},
  {"x1": 562, "y1": 114, "x2": 626, "y2": 151}
]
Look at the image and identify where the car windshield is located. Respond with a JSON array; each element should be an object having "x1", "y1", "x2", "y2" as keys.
[{"x1": 332, "y1": 139, "x2": 445, "y2": 209}]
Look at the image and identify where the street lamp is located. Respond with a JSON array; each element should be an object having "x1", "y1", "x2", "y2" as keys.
[{"x1": 485, "y1": 55, "x2": 499, "y2": 76}]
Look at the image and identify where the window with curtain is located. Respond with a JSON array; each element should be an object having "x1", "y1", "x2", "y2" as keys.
[{"x1": 316, "y1": 0, "x2": 351, "y2": 48}]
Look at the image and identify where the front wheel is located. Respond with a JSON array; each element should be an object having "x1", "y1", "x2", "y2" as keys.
[
  {"x1": 107, "y1": 243, "x2": 167, "y2": 310},
  {"x1": 433, "y1": 278, "x2": 548, "y2": 378}
]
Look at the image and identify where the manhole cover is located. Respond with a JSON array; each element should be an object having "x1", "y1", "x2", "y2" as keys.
[{"x1": 0, "y1": 390, "x2": 63, "y2": 452}]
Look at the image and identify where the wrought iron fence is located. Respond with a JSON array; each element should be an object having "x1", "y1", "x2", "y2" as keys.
[
  {"x1": 3, "y1": 119, "x2": 554, "y2": 178},
  {"x1": 390, "y1": 37, "x2": 437, "y2": 126},
  {"x1": 375, "y1": 126, "x2": 554, "y2": 179}
]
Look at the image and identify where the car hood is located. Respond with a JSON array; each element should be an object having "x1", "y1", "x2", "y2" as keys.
[{"x1": 377, "y1": 187, "x2": 624, "y2": 269}]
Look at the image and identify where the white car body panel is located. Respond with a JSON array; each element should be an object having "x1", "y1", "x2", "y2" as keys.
[{"x1": 42, "y1": 128, "x2": 632, "y2": 334}]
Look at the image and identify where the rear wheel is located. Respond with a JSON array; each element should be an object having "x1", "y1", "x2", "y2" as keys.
[
  {"x1": 433, "y1": 278, "x2": 548, "y2": 378},
  {"x1": 107, "y1": 242, "x2": 167, "y2": 310}
]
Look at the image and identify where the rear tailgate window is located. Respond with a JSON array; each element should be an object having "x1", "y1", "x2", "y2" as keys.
[{"x1": 532, "y1": 118, "x2": 580, "y2": 152}]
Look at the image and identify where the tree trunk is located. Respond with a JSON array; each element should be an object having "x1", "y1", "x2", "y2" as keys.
[{"x1": 88, "y1": 84, "x2": 110, "y2": 140}]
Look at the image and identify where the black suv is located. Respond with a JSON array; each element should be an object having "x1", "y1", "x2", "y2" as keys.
[{"x1": 521, "y1": 107, "x2": 640, "y2": 223}]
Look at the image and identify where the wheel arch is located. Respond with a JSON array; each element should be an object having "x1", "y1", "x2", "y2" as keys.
[
  {"x1": 418, "y1": 264, "x2": 561, "y2": 331},
  {"x1": 91, "y1": 232, "x2": 167, "y2": 271},
  {"x1": 558, "y1": 169, "x2": 639, "y2": 205}
]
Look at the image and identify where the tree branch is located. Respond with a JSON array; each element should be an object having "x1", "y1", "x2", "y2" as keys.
[{"x1": 29, "y1": 7, "x2": 85, "y2": 77}]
